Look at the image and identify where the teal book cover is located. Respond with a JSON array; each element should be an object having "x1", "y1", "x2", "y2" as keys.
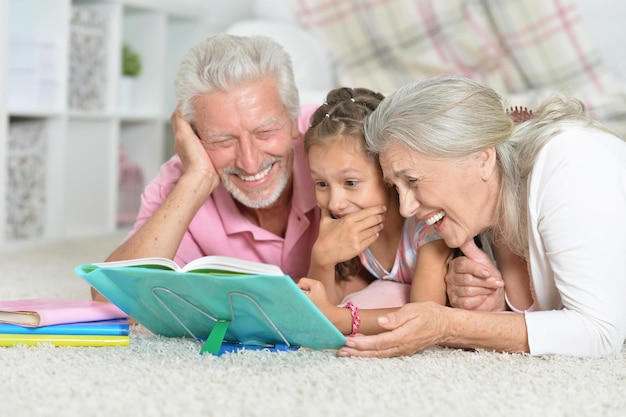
[
  {"x1": 75, "y1": 261, "x2": 346, "y2": 352},
  {"x1": 0, "y1": 318, "x2": 129, "y2": 336}
]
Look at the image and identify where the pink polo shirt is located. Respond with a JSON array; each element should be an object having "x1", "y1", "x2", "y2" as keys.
[{"x1": 126, "y1": 105, "x2": 320, "y2": 279}]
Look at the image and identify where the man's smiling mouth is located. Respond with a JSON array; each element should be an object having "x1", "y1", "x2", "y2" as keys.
[{"x1": 239, "y1": 164, "x2": 273, "y2": 182}]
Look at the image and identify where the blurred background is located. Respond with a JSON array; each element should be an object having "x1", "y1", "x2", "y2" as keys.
[{"x1": 1, "y1": 0, "x2": 624, "y2": 251}]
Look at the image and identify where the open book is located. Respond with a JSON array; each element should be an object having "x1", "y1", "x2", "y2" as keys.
[
  {"x1": 92, "y1": 255, "x2": 284, "y2": 276},
  {"x1": 76, "y1": 256, "x2": 346, "y2": 354}
]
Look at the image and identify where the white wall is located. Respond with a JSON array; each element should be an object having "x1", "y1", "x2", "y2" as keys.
[
  {"x1": 575, "y1": 0, "x2": 626, "y2": 88},
  {"x1": 198, "y1": 0, "x2": 255, "y2": 32}
]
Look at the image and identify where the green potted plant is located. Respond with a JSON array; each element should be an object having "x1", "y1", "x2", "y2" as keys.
[
  {"x1": 122, "y1": 44, "x2": 141, "y2": 77},
  {"x1": 120, "y1": 43, "x2": 141, "y2": 112}
]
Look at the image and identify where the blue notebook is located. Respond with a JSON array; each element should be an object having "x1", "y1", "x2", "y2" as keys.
[
  {"x1": 0, "y1": 318, "x2": 130, "y2": 336},
  {"x1": 75, "y1": 256, "x2": 346, "y2": 355}
]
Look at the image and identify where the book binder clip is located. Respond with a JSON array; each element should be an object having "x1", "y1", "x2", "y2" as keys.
[{"x1": 151, "y1": 287, "x2": 298, "y2": 356}]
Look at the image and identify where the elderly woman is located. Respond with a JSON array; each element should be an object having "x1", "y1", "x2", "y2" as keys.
[{"x1": 338, "y1": 75, "x2": 626, "y2": 358}]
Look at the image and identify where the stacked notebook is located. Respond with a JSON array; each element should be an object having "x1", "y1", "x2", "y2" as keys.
[{"x1": 0, "y1": 298, "x2": 130, "y2": 347}]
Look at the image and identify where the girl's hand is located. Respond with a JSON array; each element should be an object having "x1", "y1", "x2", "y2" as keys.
[
  {"x1": 311, "y1": 206, "x2": 386, "y2": 268},
  {"x1": 338, "y1": 302, "x2": 447, "y2": 357},
  {"x1": 298, "y1": 277, "x2": 351, "y2": 333},
  {"x1": 298, "y1": 277, "x2": 336, "y2": 313}
]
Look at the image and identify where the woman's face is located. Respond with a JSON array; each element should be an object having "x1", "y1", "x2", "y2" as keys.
[
  {"x1": 308, "y1": 137, "x2": 391, "y2": 218},
  {"x1": 378, "y1": 141, "x2": 497, "y2": 248}
]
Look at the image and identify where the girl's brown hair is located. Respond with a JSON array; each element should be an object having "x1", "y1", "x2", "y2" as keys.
[{"x1": 305, "y1": 87, "x2": 385, "y2": 282}]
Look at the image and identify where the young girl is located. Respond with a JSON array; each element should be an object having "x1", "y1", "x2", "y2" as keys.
[{"x1": 299, "y1": 87, "x2": 453, "y2": 336}]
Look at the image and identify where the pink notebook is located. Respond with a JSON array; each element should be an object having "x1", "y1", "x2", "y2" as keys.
[{"x1": 0, "y1": 298, "x2": 127, "y2": 327}]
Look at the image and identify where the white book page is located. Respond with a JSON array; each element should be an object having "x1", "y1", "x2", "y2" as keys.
[
  {"x1": 93, "y1": 257, "x2": 181, "y2": 271},
  {"x1": 181, "y1": 256, "x2": 284, "y2": 275}
]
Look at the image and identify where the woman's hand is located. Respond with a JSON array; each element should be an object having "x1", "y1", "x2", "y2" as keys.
[
  {"x1": 445, "y1": 239, "x2": 505, "y2": 312},
  {"x1": 311, "y1": 206, "x2": 386, "y2": 269},
  {"x1": 338, "y1": 302, "x2": 447, "y2": 357}
]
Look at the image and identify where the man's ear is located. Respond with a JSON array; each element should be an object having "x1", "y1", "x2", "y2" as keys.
[
  {"x1": 477, "y1": 146, "x2": 497, "y2": 181},
  {"x1": 291, "y1": 119, "x2": 300, "y2": 140}
]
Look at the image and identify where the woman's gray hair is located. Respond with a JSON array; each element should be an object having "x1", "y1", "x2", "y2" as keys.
[
  {"x1": 365, "y1": 75, "x2": 604, "y2": 256},
  {"x1": 174, "y1": 33, "x2": 300, "y2": 123}
]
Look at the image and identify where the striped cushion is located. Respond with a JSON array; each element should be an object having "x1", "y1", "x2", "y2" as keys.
[{"x1": 289, "y1": 0, "x2": 626, "y2": 135}]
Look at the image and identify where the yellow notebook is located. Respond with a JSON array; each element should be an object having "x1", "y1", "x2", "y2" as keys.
[{"x1": 0, "y1": 334, "x2": 130, "y2": 347}]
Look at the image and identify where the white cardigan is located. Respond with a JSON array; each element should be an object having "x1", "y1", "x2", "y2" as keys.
[{"x1": 522, "y1": 126, "x2": 626, "y2": 356}]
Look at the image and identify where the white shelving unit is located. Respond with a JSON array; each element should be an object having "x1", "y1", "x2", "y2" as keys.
[
  {"x1": 0, "y1": 0, "x2": 8, "y2": 247},
  {"x1": 0, "y1": 0, "x2": 250, "y2": 249}
]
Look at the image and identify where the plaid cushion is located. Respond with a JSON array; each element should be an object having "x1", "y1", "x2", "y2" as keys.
[{"x1": 289, "y1": 0, "x2": 626, "y2": 136}]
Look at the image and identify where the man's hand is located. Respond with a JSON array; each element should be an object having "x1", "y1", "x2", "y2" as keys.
[
  {"x1": 105, "y1": 111, "x2": 220, "y2": 262},
  {"x1": 170, "y1": 109, "x2": 219, "y2": 186},
  {"x1": 445, "y1": 239, "x2": 505, "y2": 312},
  {"x1": 91, "y1": 287, "x2": 108, "y2": 302}
]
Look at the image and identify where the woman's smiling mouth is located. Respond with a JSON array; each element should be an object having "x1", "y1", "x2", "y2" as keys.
[{"x1": 425, "y1": 211, "x2": 445, "y2": 226}]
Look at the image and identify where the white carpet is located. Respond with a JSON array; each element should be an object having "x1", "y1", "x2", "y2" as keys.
[{"x1": 1, "y1": 231, "x2": 626, "y2": 417}]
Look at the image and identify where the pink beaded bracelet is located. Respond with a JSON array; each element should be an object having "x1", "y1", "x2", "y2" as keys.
[{"x1": 343, "y1": 301, "x2": 361, "y2": 336}]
